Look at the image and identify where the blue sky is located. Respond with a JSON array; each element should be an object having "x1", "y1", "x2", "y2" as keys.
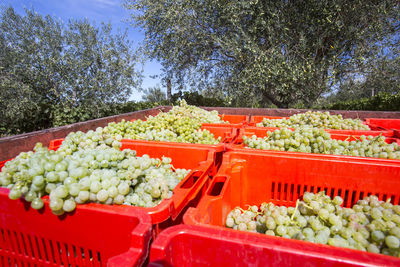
[{"x1": 0, "y1": 0, "x2": 162, "y2": 101}]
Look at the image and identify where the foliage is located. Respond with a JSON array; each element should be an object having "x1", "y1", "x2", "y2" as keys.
[
  {"x1": 142, "y1": 85, "x2": 167, "y2": 102},
  {"x1": 0, "y1": 6, "x2": 142, "y2": 136},
  {"x1": 171, "y1": 91, "x2": 227, "y2": 107},
  {"x1": 125, "y1": 0, "x2": 399, "y2": 108},
  {"x1": 318, "y1": 92, "x2": 400, "y2": 111}
]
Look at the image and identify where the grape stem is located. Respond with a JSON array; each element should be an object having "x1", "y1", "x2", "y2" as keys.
[{"x1": 291, "y1": 199, "x2": 300, "y2": 221}]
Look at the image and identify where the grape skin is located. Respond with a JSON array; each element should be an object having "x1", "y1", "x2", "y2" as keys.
[{"x1": 225, "y1": 192, "x2": 400, "y2": 257}]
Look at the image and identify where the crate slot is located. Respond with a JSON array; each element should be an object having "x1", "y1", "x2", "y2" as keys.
[
  {"x1": 208, "y1": 177, "x2": 227, "y2": 197},
  {"x1": 180, "y1": 171, "x2": 203, "y2": 189},
  {"x1": 19, "y1": 232, "x2": 29, "y2": 258}
]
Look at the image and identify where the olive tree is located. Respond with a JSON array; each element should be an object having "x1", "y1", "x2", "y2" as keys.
[
  {"x1": 0, "y1": 6, "x2": 142, "y2": 135},
  {"x1": 125, "y1": 0, "x2": 399, "y2": 108}
]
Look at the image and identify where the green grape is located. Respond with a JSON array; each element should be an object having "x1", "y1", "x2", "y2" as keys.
[
  {"x1": 31, "y1": 198, "x2": 44, "y2": 210},
  {"x1": 9, "y1": 188, "x2": 22, "y2": 200},
  {"x1": 50, "y1": 198, "x2": 64, "y2": 211},
  {"x1": 385, "y1": 236, "x2": 400, "y2": 249},
  {"x1": 226, "y1": 217, "x2": 235, "y2": 228},
  {"x1": 63, "y1": 199, "x2": 76, "y2": 212}
]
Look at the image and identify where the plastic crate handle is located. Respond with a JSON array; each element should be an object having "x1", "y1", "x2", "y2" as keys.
[
  {"x1": 182, "y1": 175, "x2": 229, "y2": 225},
  {"x1": 170, "y1": 164, "x2": 212, "y2": 220}
]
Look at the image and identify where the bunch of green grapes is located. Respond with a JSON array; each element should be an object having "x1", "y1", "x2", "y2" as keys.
[
  {"x1": 256, "y1": 111, "x2": 370, "y2": 130},
  {"x1": 0, "y1": 143, "x2": 190, "y2": 215},
  {"x1": 56, "y1": 127, "x2": 121, "y2": 156},
  {"x1": 167, "y1": 100, "x2": 227, "y2": 124},
  {"x1": 226, "y1": 191, "x2": 400, "y2": 257},
  {"x1": 243, "y1": 127, "x2": 400, "y2": 159},
  {"x1": 104, "y1": 100, "x2": 224, "y2": 144}
]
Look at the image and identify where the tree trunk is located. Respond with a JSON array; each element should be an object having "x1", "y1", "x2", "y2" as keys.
[
  {"x1": 261, "y1": 91, "x2": 288, "y2": 108},
  {"x1": 166, "y1": 78, "x2": 172, "y2": 101}
]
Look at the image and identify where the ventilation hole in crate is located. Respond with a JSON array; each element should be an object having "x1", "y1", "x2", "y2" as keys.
[
  {"x1": 357, "y1": 191, "x2": 363, "y2": 204},
  {"x1": 34, "y1": 236, "x2": 42, "y2": 260},
  {"x1": 97, "y1": 251, "x2": 102, "y2": 263},
  {"x1": 326, "y1": 188, "x2": 332, "y2": 199},
  {"x1": 19, "y1": 233, "x2": 29, "y2": 257},
  {"x1": 0, "y1": 228, "x2": 5, "y2": 244},
  {"x1": 27, "y1": 235, "x2": 34, "y2": 258},
  {"x1": 56, "y1": 241, "x2": 65, "y2": 264},
  {"x1": 316, "y1": 187, "x2": 321, "y2": 193},
  {"x1": 293, "y1": 184, "x2": 301, "y2": 200},
  {"x1": 391, "y1": 195, "x2": 397, "y2": 205},
  {"x1": 359, "y1": 191, "x2": 364, "y2": 201},
  {"x1": 351, "y1": 191, "x2": 357, "y2": 206},
  {"x1": 41, "y1": 238, "x2": 49, "y2": 262},
  {"x1": 303, "y1": 185, "x2": 308, "y2": 194},
  {"x1": 73, "y1": 245, "x2": 78, "y2": 258},
  {"x1": 81, "y1": 247, "x2": 86, "y2": 260},
  {"x1": 383, "y1": 194, "x2": 388, "y2": 202},
  {"x1": 50, "y1": 239, "x2": 59, "y2": 263},
  {"x1": 12, "y1": 231, "x2": 24, "y2": 255},
  {"x1": 310, "y1": 186, "x2": 314, "y2": 194},
  {"x1": 337, "y1": 189, "x2": 342, "y2": 199},
  {"x1": 367, "y1": 192, "x2": 372, "y2": 197},
  {"x1": 64, "y1": 244, "x2": 71, "y2": 261},
  {"x1": 277, "y1": 183, "x2": 282, "y2": 200},
  {"x1": 7, "y1": 230, "x2": 17, "y2": 254},
  {"x1": 32, "y1": 236, "x2": 41, "y2": 260},
  {"x1": 5, "y1": 230, "x2": 12, "y2": 252},
  {"x1": 271, "y1": 182, "x2": 275, "y2": 199},
  {"x1": 89, "y1": 250, "x2": 93, "y2": 261},
  {"x1": 332, "y1": 188, "x2": 337, "y2": 199},
  {"x1": 283, "y1": 183, "x2": 287, "y2": 200},
  {"x1": 332, "y1": 188, "x2": 337, "y2": 197},
  {"x1": 343, "y1": 190, "x2": 350, "y2": 207},
  {"x1": 290, "y1": 184, "x2": 294, "y2": 201}
]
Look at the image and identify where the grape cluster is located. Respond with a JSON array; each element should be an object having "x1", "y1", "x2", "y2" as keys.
[
  {"x1": 104, "y1": 100, "x2": 224, "y2": 144},
  {"x1": 226, "y1": 192, "x2": 400, "y2": 257},
  {"x1": 0, "y1": 143, "x2": 190, "y2": 215},
  {"x1": 56, "y1": 127, "x2": 122, "y2": 156},
  {"x1": 166, "y1": 100, "x2": 227, "y2": 124},
  {"x1": 256, "y1": 111, "x2": 370, "y2": 130},
  {"x1": 243, "y1": 127, "x2": 400, "y2": 159}
]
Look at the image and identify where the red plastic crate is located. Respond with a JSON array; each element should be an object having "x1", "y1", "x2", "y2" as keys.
[
  {"x1": 181, "y1": 150, "x2": 400, "y2": 266},
  {"x1": 201, "y1": 114, "x2": 249, "y2": 128},
  {"x1": 46, "y1": 139, "x2": 220, "y2": 234},
  {"x1": 249, "y1": 115, "x2": 394, "y2": 136},
  {"x1": 228, "y1": 127, "x2": 400, "y2": 164},
  {"x1": 366, "y1": 118, "x2": 400, "y2": 131},
  {"x1": 0, "y1": 186, "x2": 152, "y2": 267},
  {"x1": 149, "y1": 224, "x2": 398, "y2": 267}
]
